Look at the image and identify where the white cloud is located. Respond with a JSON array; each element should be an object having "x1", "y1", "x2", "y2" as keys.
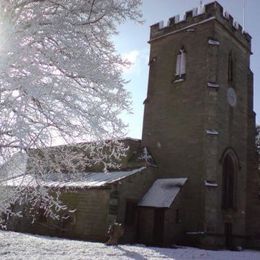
[
  {"x1": 121, "y1": 50, "x2": 140, "y2": 74},
  {"x1": 123, "y1": 50, "x2": 140, "y2": 64}
]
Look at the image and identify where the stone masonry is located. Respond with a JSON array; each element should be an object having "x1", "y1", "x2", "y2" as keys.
[{"x1": 142, "y1": 1, "x2": 259, "y2": 248}]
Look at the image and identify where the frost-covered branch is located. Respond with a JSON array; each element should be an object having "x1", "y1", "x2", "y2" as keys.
[{"x1": 0, "y1": 0, "x2": 142, "y2": 223}]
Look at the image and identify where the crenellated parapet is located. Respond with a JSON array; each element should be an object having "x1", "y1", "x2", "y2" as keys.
[{"x1": 150, "y1": 1, "x2": 251, "y2": 51}]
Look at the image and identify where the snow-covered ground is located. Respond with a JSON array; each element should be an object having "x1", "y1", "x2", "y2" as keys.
[{"x1": 0, "y1": 231, "x2": 260, "y2": 260}]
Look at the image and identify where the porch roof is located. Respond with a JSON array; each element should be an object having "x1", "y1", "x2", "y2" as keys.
[{"x1": 138, "y1": 178, "x2": 188, "y2": 208}]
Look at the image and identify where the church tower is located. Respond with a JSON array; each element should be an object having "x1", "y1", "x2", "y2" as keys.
[{"x1": 142, "y1": 1, "x2": 259, "y2": 248}]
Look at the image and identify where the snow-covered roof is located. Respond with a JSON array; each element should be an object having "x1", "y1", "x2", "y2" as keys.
[
  {"x1": 138, "y1": 178, "x2": 188, "y2": 208},
  {"x1": 3, "y1": 167, "x2": 146, "y2": 189},
  {"x1": 24, "y1": 138, "x2": 152, "y2": 173},
  {"x1": 0, "y1": 152, "x2": 28, "y2": 181}
]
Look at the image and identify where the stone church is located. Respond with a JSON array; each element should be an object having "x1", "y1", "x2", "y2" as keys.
[
  {"x1": 2, "y1": 1, "x2": 260, "y2": 249},
  {"x1": 141, "y1": 1, "x2": 260, "y2": 249}
]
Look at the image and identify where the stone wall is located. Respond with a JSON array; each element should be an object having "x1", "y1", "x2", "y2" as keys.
[
  {"x1": 163, "y1": 185, "x2": 187, "y2": 246},
  {"x1": 201, "y1": 18, "x2": 251, "y2": 247},
  {"x1": 116, "y1": 167, "x2": 157, "y2": 243},
  {"x1": 60, "y1": 189, "x2": 110, "y2": 241},
  {"x1": 8, "y1": 189, "x2": 111, "y2": 242},
  {"x1": 142, "y1": 14, "x2": 212, "y2": 234},
  {"x1": 142, "y1": 1, "x2": 257, "y2": 248},
  {"x1": 6, "y1": 167, "x2": 156, "y2": 243},
  {"x1": 245, "y1": 71, "x2": 260, "y2": 249}
]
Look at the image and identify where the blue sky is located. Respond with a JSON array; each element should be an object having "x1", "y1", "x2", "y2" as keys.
[{"x1": 114, "y1": 0, "x2": 260, "y2": 139}]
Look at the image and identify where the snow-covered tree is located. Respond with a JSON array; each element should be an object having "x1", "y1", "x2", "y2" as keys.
[{"x1": 0, "y1": 0, "x2": 142, "y2": 225}]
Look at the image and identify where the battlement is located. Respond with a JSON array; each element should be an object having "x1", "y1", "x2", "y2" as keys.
[{"x1": 150, "y1": 1, "x2": 251, "y2": 50}]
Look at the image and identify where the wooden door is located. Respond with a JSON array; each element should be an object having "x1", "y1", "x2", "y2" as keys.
[
  {"x1": 153, "y1": 208, "x2": 165, "y2": 246},
  {"x1": 225, "y1": 223, "x2": 233, "y2": 249}
]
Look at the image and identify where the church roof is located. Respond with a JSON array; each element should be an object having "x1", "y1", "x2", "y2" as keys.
[
  {"x1": 24, "y1": 138, "x2": 154, "y2": 174},
  {"x1": 0, "y1": 138, "x2": 155, "y2": 189},
  {"x1": 138, "y1": 178, "x2": 188, "y2": 208},
  {"x1": 2, "y1": 167, "x2": 146, "y2": 189}
]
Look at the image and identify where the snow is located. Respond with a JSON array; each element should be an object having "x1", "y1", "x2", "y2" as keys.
[
  {"x1": 204, "y1": 180, "x2": 218, "y2": 187},
  {"x1": 174, "y1": 78, "x2": 185, "y2": 83},
  {"x1": 138, "y1": 178, "x2": 187, "y2": 208},
  {"x1": 206, "y1": 129, "x2": 219, "y2": 135},
  {"x1": 186, "y1": 28, "x2": 195, "y2": 32},
  {"x1": 138, "y1": 147, "x2": 155, "y2": 166},
  {"x1": 0, "y1": 231, "x2": 260, "y2": 260},
  {"x1": 223, "y1": 11, "x2": 230, "y2": 19},
  {"x1": 0, "y1": 0, "x2": 141, "y2": 156},
  {"x1": 207, "y1": 82, "x2": 220, "y2": 88},
  {"x1": 0, "y1": 152, "x2": 28, "y2": 181},
  {"x1": 174, "y1": 15, "x2": 180, "y2": 23},
  {"x1": 233, "y1": 21, "x2": 240, "y2": 30},
  {"x1": 208, "y1": 39, "x2": 220, "y2": 45},
  {"x1": 192, "y1": 8, "x2": 198, "y2": 17},
  {"x1": 2, "y1": 167, "x2": 146, "y2": 189},
  {"x1": 158, "y1": 20, "x2": 164, "y2": 29},
  {"x1": 151, "y1": 17, "x2": 216, "y2": 42}
]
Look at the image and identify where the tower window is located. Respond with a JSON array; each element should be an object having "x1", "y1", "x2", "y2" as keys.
[
  {"x1": 175, "y1": 48, "x2": 186, "y2": 80},
  {"x1": 222, "y1": 154, "x2": 237, "y2": 210},
  {"x1": 228, "y1": 52, "x2": 233, "y2": 83}
]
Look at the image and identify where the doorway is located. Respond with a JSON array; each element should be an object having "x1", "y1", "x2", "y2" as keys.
[
  {"x1": 153, "y1": 208, "x2": 165, "y2": 246},
  {"x1": 224, "y1": 223, "x2": 233, "y2": 249}
]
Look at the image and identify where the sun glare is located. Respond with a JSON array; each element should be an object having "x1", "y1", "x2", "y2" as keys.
[
  {"x1": 0, "y1": 24, "x2": 3, "y2": 51},
  {"x1": 0, "y1": 15, "x2": 12, "y2": 53},
  {"x1": 0, "y1": 23, "x2": 7, "y2": 52}
]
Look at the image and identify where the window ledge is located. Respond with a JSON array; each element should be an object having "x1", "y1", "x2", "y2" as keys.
[
  {"x1": 207, "y1": 82, "x2": 219, "y2": 89},
  {"x1": 206, "y1": 129, "x2": 219, "y2": 135},
  {"x1": 173, "y1": 74, "x2": 186, "y2": 83},
  {"x1": 173, "y1": 78, "x2": 185, "y2": 83},
  {"x1": 204, "y1": 180, "x2": 218, "y2": 187},
  {"x1": 208, "y1": 39, "x2": 220, "y2": 46}
]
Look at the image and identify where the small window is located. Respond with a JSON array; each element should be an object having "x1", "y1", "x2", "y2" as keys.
[
  {"x1": 228, "y1": 52, "x2": 233, "y2": 83},
  {"x1": 175, "y1": 48, "x2": 186, "y2": 80}
]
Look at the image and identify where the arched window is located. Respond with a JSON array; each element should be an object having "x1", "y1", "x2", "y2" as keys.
[
  {"x1": 222, "y1": 152, "x2": 238, "y2": 210},
  {"x1": 175, "y1": 48, "x2": 186, "y2": 79}
]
